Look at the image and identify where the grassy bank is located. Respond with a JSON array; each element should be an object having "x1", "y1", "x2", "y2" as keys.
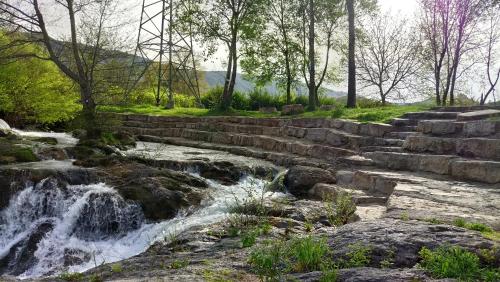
[{"x1": 99, "y1": 104, "x2": 430, "y2": 124}]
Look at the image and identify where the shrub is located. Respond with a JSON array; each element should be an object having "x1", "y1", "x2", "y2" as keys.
[
  {"x1": 345, "y1": 244, "x2": 372, "y2": 268},
  {"x1": 231, "y1": 91, "x2": 251, "y2": 110},
  {"x1": 325, "y1": 193, "x2": 357, "y2": 226},
  {"x1": 174, "y1": 94, "x2": 198, "y2": 108},
  {"x1": 419, "y1": 246, "x2": 481, "y2": 281},
  {"x1": 241, "y1": 230, "x2": 259, "y2": 248},
  {"x1": 248, "y1": 88, "x2": 280, "y2": 110},
  {"x1": 201, "y1": 86, "x2": 223, "y2": 109},
  {"x1": 110, "y1": 263, "x2": 123, "y2": 273}
]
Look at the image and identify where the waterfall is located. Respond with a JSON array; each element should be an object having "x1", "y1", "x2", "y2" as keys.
[
  {"x1": 0, "y1": 178, "x2": 145, "y2": 277},
  {"x1": 0, "y1": 173, "x2": 280, "y2": 279}
]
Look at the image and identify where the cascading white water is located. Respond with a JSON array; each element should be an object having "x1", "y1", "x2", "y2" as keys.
[
  {"x1": 11, "y1": 129, "x2": 78, "y2": 147},
  {"x1": 0, "y1": 173, "x2": 276, "y2": 279}
]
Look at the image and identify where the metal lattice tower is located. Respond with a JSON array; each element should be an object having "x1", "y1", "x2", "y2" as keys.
[{"x1": 126, "y1": 0, "x2": 201, "y2": 108}]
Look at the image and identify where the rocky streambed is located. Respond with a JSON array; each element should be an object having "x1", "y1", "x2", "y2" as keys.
[{"x1": 0, "y1": 119, "x2": 499, "y2": 282}]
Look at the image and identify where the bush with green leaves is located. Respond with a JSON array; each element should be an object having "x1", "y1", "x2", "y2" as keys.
[
  {"x1": 325, "y1": 193, "x2": 357, "y2": 226},
  {"x1": 0, "y1": 33, "x2": 81, "y2": 126},
  {"x1": 419, "y1": 246, "x2": 499, "y2": 281}
]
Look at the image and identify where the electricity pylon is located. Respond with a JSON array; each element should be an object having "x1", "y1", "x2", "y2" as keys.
[{"x1": 126, "y1": 0, "x2": 201, "y2": 108}]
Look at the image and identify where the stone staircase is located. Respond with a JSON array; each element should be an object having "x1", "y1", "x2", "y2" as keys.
[
  {"x1": 108, "y1": 108, "x2": 500, "y2": 228},
  {"x1": 110, "y1": 107, "x2": 500, "y2": 185},
  {"x1": 365, "y1": 108, "x2": 500, "y2": 184}
]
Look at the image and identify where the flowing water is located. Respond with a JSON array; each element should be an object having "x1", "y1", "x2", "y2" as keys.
[{"x1": 0, "y1": 134, "x2": 280, "y2": 279}]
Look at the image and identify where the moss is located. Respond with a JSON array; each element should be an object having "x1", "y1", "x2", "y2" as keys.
[
  {"x1": 0, "y1": 138, "x2": 38, "y2": 163},
  {"x1": 14, "y1": 147, "x2": 38, "y2": 162}
]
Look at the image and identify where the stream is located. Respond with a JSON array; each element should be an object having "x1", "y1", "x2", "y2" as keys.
[{"x1": 0, "y1": 130, "x2": 281, "y2": 279}]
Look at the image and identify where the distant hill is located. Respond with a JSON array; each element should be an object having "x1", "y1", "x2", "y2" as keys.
[{"x1": 203, "y1": 71, "x2": 346, "y2": 98}]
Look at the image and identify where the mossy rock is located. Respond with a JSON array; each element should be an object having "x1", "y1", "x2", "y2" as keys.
[
  {"x1": 14, "y1": 147, "x2": 38, "y2": 162},
  {"x1": 0, "y1": 138, "x2": 39, "y2": 163}
]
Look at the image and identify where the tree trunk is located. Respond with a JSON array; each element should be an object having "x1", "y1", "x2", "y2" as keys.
[
  {"x1": 346, "y1": 0, "x2": 356, "y2": 108},
  {"x1": 80, "y1": 85, "x2": 98, "y2": 138},
  {"x1": 285, "y1": 50, "x2": 292, "y2": 105},
  {"x1": 221, "y1": 44, "x2": 235, "y2": 110},
  {"x1": 308, "y1": 0, "x2": 316, "y2": 111},
  {"x1": 435, "y1": 70, "x2": 442, "y2": 106}
]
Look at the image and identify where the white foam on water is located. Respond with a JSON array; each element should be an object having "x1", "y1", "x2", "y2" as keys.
[
  {"x1": 0, "y1": 174, "x2": 276, "y2": 279},
  {"x1": 12, "y1": 129, "x2": 78, "y2": 147}
]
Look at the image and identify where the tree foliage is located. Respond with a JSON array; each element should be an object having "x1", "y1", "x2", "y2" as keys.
[{"x1": 0, "y1": 33, "x2": 81, "y2": 126}]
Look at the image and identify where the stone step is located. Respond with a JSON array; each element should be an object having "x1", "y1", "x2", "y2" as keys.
[
  {"x1": 391, "y1": 118, "x2": 418, "y2": 127},
  {"x1": 392, "y1": 125, "x2": 418, "y2": 132},
  {"x1": 138, "y1": 135, "x2": 337, "y2": 169},
  {"x1": 431, "y1": 105, "x2": 498, "y2": 113},
  {"x1": 402, "y1": 111, "x2": 459, "y2": 120},
  {"x1": 385, "y1": 132, "x2": 419, "y2": 140},
  {"x1": 457, "y1": 109, "x2": 500, "y2": 121},
  {"x1": 417, "y1": 119, "x2": 500, "y2": 138},
  {"x1": 361, "y1": 146, "x2": 404, "y2": 153},
  {"x1": 308, "y1": 183, "x2": 388, "y2": 205},
  {"x1": 363, "y1": 151, "x2": 500, "y2": 184},
  {"x1": 342, "y1": 169, "x2": 500, "y2": 229},
  {"x1": 177, "y1": 129, "x2": 357, "y2": 162},
  {"x1": 403, "y1": 136, "x2": 500, "y2": 160}
]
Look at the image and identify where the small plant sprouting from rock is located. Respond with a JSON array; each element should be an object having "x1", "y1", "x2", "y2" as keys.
[
  {"x1": 170, "y1": 259, "x2": 189, "y2": 269},
  {"x1": 400, "y1": 211, "x2": 410, "y2": 221},
  {"x1": 419, "y1": 246, "x2": 500, "y2": 281},
  {"x1": 249, "y1": 236, "x2": 338, "y2": 281},
  {"x1": 110, "y1": 263, "x2": 123, "y2": 273},
  {"x1": 380, "y1": 249, "x2": 396, "y2": 269},
  {"x1": 289, "y1": 236, "x2": 329, "y2": 272},
  {"x1": 58, "y1": 272, "x2": 84, "y2": 281},
  {"x1": 453, "y1": 218, "x2": 499, "y2": 241},
  {"x1": 344, "y1": 243, "x2": 372, "y2": 268},
  {"x1": 325, "y1": 193, "x2": 357, "y2": 226}
]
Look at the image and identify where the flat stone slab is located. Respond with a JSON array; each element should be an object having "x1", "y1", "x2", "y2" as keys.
[
  {"x1": 457, "y1": 109, "x2": 500, "y2": 121},
  {"x1": 349, "y1": 170, "x2": 500, "y2": 229}
]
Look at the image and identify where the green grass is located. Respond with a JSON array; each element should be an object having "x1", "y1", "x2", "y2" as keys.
[
  {"x1": 419, "y1": 246, "x2": 500, "y2": 281},
  {"x1": 98, "y1": 104, "x2": 430, "y2": 123},
  {"x1": 453, "y1": 219, "x2": 499, "y2": 241},
  {"x1": 289, "y1": 236, "x2": 329, "y2": 272}
]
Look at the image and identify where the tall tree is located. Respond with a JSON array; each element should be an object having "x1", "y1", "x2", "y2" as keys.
[
  {"x1": 419, "y1": 0, "x2": 484, "y2": 106},
  {"x1": 357, "y1": 13, "x2": 421, "y2": 105},
  {"x1": 346, "y1": 0, "x2": 356, "y2": 108},
  {"x1": 480, "y1": 2, "x2": 500, "y2": 105},
  {"x1": 0, "y1": 0, "x2": 126, "y2": 136},
  {"x1": 301, "y1": 0, "x2": 343, "y2": 110},
  {"x1": 191, "y1": 0, "x2": 268, "y2": 110},
  {"x1": 241, "y1": 0, "x2": 302, "y2": 105}
]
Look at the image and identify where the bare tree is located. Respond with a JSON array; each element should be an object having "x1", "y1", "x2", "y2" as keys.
[
  {"x1": 419, "y1": 0, "x2": 484, "y2": 106},
  {"x1": 357, "y1": 13, "x2": 421, "y2": 105},
  {"x1": 0, "y1": 0, "x2": 125, "y2": 135},
  {"x1": 480, "y1": 4, "x2": 500, "y2": 105}
]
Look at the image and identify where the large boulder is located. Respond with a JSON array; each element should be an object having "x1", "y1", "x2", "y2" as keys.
[
  {"x1": 101, "y1": 162, "x2": 209, "y2": 221},
  {"x1": 282, "y1": 104, "x2": 305, "y2": 116},
  {"x1": 328, "y1": 219, "x2": 499, "y2": 268},
  {"x1": 0, "y1": 221, "x2": 54, "y2": 276},
  {"x1": 284, "y1": 166, "x2": 336, "y2": 196}
]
